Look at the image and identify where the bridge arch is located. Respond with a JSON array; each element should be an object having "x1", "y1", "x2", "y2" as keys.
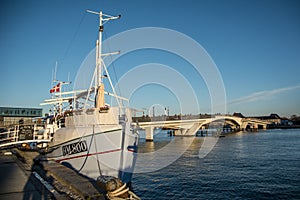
[{"x1": 200, "y1": 116, "x2": 242, "y2": 130}]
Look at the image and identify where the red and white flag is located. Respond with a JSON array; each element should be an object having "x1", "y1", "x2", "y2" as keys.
[{"x1": 50, "y1": 83, "x2": 61, "y2": 93}]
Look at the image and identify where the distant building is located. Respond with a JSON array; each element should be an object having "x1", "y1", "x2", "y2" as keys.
[
  {"x1": 249, "y1": 113, "x2": 281, "y2": 125},
  {"x1": 233, "y1": 112, "x2": 245, "y2": 118},
  {"x1": 0, "y1": 107, "x2": 43, "y2": 127}
]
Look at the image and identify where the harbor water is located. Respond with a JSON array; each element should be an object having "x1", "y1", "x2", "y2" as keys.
[{"x1": 132, "y1": 129, "x2": 300, "y2": 199}]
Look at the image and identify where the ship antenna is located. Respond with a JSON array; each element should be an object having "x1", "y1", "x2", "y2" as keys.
[{"x1": 54, "y1": 61, "x2": 58, "y2": 83}]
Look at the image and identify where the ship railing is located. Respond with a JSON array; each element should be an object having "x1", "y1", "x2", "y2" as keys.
[
  {"x1": 0, "y1": 124, "x2": 51, "y2": 149},
  {"x1": 65, "y1": 107, "x2": 125, "y2": 127}
]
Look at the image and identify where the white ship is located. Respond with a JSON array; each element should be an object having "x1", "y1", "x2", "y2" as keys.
[{"x1": 40, "y1": 10, "x2": 139, "y2": 183}]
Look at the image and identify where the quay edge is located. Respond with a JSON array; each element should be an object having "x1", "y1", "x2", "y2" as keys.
[{"x1": 10, "y1": 149, "x2": 106, "y2": 200}]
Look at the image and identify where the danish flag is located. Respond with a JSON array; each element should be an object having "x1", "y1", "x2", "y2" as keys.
[{"x1": 50, "y1": 83, "x2": 61, "y2": 93}]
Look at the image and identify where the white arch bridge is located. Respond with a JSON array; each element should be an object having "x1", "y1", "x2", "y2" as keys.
[{"x1": 136, "y1": 116, "x2": 271, "y2": 141}]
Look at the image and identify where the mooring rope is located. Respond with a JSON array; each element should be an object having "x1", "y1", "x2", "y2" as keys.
[
  {"x1": 78, "y1": 125, "x2": 95, "y2": 172},
  {"x1": 93, "y1": 124, "x2": 103, "y2": 176},
  {"x1": 106, "y1": 183, "x2": 140, "y2": 200}
]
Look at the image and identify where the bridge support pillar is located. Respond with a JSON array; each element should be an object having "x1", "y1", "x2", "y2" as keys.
[
  {"x1": 262, "y1": 124, "x2": 267, "y2": 129},
  {"x1": 174, "y1": 128, "x2": 187, "y2": 136},
  {"x1": 145, "y1": 126, "x2": 154, "y2": 142}
]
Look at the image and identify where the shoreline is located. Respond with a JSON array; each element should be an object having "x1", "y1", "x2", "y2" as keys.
[{"x1": 269, "y1": 125, "x2": 300, "y2": 129}]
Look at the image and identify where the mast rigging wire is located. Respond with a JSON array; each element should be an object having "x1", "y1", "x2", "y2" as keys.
[
  {"x1": 103, "y1": 30, "x2": 124, "y2": 108},
  {"x1": 60, "y1": 12, "x2": 87, "y2": 67}
]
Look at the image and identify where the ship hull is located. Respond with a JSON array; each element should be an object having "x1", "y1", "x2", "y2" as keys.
[{"x1": 47, "y1": 125, "x2": 138, "y2": 183}]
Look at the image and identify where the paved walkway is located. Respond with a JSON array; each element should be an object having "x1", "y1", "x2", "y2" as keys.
[
  {"x1": 0, "y1": 149, "x2": 106, "y2": 200},
  {"x1": 0, "y1": 150, "x2": 49, "y2": 200}
]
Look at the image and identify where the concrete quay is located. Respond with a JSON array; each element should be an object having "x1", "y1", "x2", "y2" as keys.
[{"x1": 0, "y1": 149, "x2": 105, "y2": 200}]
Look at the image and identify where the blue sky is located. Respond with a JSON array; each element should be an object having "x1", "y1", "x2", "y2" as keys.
[{"x1": 1, "y1": 0, "x2": 300, "y2": 117}]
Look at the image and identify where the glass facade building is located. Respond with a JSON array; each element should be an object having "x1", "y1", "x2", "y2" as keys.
[{"x1": 0, "y1": 107, "x2": 43, "y2": 127}]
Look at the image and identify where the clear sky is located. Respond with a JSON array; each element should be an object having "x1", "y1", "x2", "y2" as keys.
[{"x1": 1, "y1": 0, "x2": 300, "y2": 117}]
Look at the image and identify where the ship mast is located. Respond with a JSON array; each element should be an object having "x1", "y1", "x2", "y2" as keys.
[{"x1": 86, "y1": 10, "x2": 121, "y2": 108}]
